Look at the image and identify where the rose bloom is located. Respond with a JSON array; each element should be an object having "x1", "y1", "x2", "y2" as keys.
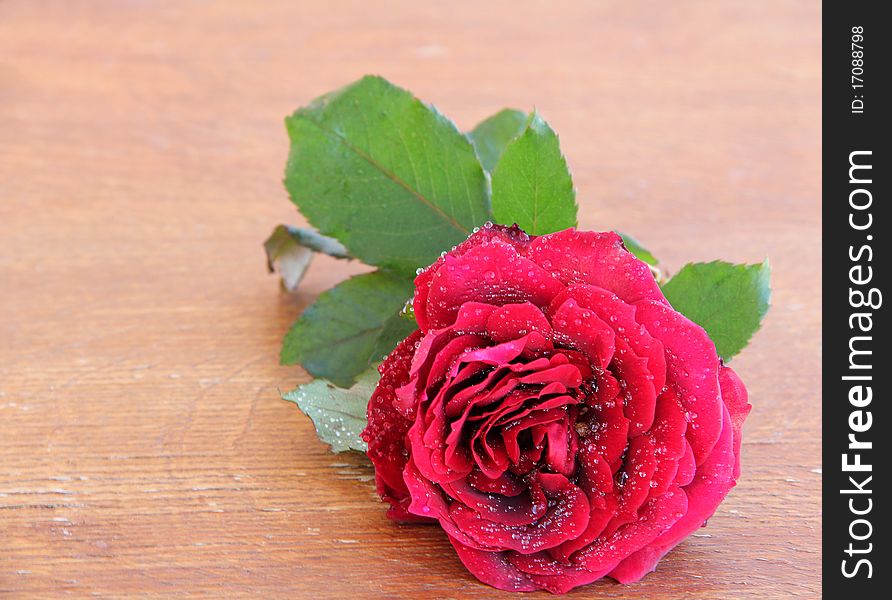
[{"x1": 362, "y1": 225, "x2": 750, "y2": 594}]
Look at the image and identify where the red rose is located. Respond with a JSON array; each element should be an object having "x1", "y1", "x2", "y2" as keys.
[{"x1": 362, "y1": 225, "x2": 751, "y2": 594}]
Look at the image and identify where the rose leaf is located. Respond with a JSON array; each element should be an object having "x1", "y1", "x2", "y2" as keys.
[
  {"x1": 369, "y1": 312, "x2": 418, "y2": 364},
  {"x1": 264, "y1": 224, "x2": 351, "y2": 265},
  {"x1": 618, "y1": 232, "x2": 659, "y2": 266},
  {"x1": 284, "y1": 75, "x2": 491, "y2": 275},
  {"x1": 264, "y1": 224, "x2": 350, "y2": 291},
  {"x1": 661, "y1": 260, "x2": 771, "y2": 361},
  {"x1": 280, "y1": 270, "x2": 415, "y2": 387},
  {"x1": 282, "y1": 368, "x2": 379, "y2": 453},
  {"x1": 490, "y1": 112, "x2": 578, "y2": 235},
  {"x1": 467, "y1": 108, "x2": 529, "y2": 173}
]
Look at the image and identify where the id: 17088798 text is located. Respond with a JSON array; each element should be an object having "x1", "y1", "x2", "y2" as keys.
[{"x1": 851, "y1": 26, "x2": 865, "y2": 114}]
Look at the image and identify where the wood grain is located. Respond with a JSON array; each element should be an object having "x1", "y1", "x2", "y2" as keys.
[{"x1": 0, "y1": 1, "x2": 821, "y2": 597}]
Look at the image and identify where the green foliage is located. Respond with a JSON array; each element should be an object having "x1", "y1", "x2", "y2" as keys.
[
  {"x1": 618, "y1": 232, "x2": 658, "y2": 266},
  {"x1": 468, "y1": 108, "x2": 528, "y2": 172},
  {"x1": 274, "y1": 76, "x2": 770, "y2": 450},
  {"x1": 662, "y1": 260, "x2": 771, "y2": 360},
  {"x1": 280, "y1": 270, "x2": 415, "y2": 387},
  {"x1": 282, "y1": 368, "x2": 379, "y2": 453},
  {"x1": 284, "y1": 75, "x2": 491, "y2": 274},
  {"x1": 490, "y1": 113, "x2": 577, "y2": 234}
]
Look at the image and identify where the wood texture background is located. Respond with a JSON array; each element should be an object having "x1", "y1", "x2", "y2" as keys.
[{"x1": 0, "y1": 1, "x2": 821, "y2": 597}]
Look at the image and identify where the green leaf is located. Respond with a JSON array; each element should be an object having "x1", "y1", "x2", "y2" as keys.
[
  {"x1": 264, "y1": 225, "x2": 351, "y2": 266},
  {"x1": 264, "y1": 225, "x2": 350, "y2": 291},
  {"x1": 618, "y1": 232, "x2": 659, "y2": 266},
  {"x1": 661, "y1": 260, "x2": 771, "y2": 360},
  {"x1": 281, "y1": 270, "x2": 415, "y2": 387},
  {"x1": 282, "y1": 368, "x2": 379, "y2": 453},
  {"x1": 284, "y1": 75, "x2": 491, "y2": 274},
  {"x1": 468, "y1": 108, "x2": 528, "y2": 172},
  {"x1": 369, "y1": 312, "x2": 417, "y2": 363},
  {"x1": 490, "y1": 113, "x2": 577, "y2": 235}
]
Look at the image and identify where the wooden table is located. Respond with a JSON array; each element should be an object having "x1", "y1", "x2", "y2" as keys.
[{"x1": 0, "y1": 1, "x2": 821, "y2": 597}]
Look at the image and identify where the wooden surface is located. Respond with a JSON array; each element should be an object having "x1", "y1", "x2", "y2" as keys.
[{"x1": 0, "y1": 1, "x2": 820, "y2": 598}]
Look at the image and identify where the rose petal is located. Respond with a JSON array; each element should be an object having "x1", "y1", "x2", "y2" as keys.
[
  {"x1": 508, "y1": 552, "x2": 611, "y2": 594},
  {"x1": 501, "y1": 408, "x2": 565, "y2": 464},
  {"x1": 608, "y1": 405, "x2": 737, "y2": 583},
  {"x1": 462, "y1": 334, "x2": 532, "y2": 365},
  {"x1": 471, "y1": 427, "x2": 510, "y2": 478},
  {"x1": 635, "y1": 300, "x2": 723, "y2": 465},
  {"x1": 509, "y1": 444, "x2": 544, "y2": 475},
  {"x1": 621, "y1": 435, "x2": 658, "y2": 515},
  {"x1": 548, "y1": 442, "x2": 617, "y2": 564},
  {"x1": 573, "y1": 487, "x2": 687, "y2": 572},
  {"x1": 445, "y1": 361, "x2": 540, "y2": 418},
  {"x1": 549, "y1": 296, "x2": 616, "y2": 370},
  {"x1": 394, "y1": 328, "x2": 453, "y2": 417},
  {"x1": 371, "y1": 227, "x2": 753, "y2": 594},
  {"x1": 402, "y1": 455, "x2": 449, "y2": 521},
  {"x1": 674, "y1": 441, "x2": 697, "y2": 487},
  {"x1": 649, "y1": 389, "x2": 689, "y2": 495},
  {"x1": 362, "y1": 330, "x2": 426, "y2": 522},
  {"x1": 414, "y1": 225, "x2": 534, "y2": 332},
  {"x1": 486, "y1": 302, "x2": 553, "y2": 343},
  {"x1": 441, "y1": 477, "x2": 545, "y2": 526},
  {"x1": 518, "y1": 362, "x2": 583, "y2": 388},
  {"x1": 538, "y1": 414, "x2": 579, "y2": 477},
  {"x1": 611, "y1": 339, "x2": 659, "y2": 436},
  {"x1": 408, "y1": 402, "x2": 469, "y2": 484},
  {"x1": 525, "y1": 229, "x2": 667, "y2": 305},
  {"x1": 719, "y1": 365, "x2": 751, "y2": 479},
  {"x1": 403, "y1": 460, "x2": 486, "y2": 550},
  {"x1": 582, "y1": 374, "x2": 629, "y2": 470},
  {"x1": 452, "y1": 301, "x2": 498, "y2": 334},
  {"x1": 577, "y1": 441, "x2": 615, "y2": 509},
  {"x1": 601, "y1": 435, "x2": 658, "y2": 538},
  {"x1": 557, "y1": 284, "x2": 667, "y2": 393},
  {"x1": 422, "y1": 334, "x2": 486, "y2": 400},
  {"x1": 448, "y1": 537, "x2": 538, "y2": 592},
  {"x1": 548, "y1": 286, "x2": 666, "y2": 436},
  {"x1": 450, "y1": 473, "x2": 590, "y2": 554},
  {"x1": 467, "y1": 468, "x2": 526, "y2": 496},
  {"x1": 423, "y1": 242, "x2": 564, "y2": 329}
]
